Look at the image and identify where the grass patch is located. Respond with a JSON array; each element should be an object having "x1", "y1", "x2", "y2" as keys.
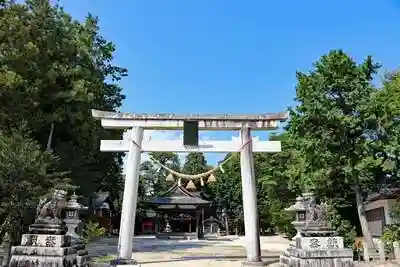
[{"x1": 92, "y1": 255, "x2": 117, "y2": 263}]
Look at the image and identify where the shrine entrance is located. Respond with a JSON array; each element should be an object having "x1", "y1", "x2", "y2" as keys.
[
  {"x1": 145, "y1": 181, "x2": 211, "y2": 240},
  {"x1": 92, "y1": 109, "x2": 287, "y2": 266}
]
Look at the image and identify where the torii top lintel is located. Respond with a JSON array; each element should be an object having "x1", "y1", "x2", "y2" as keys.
[{"x1": 91, "y1": 109, "x2": 289, "y2": 130}]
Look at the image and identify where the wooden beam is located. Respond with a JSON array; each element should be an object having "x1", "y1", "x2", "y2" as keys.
[
  {"x1": 92, "y1": 109, "x2": 289, "y2": 121},
  {"x1": 100, "y1": 118, "x2": 281, "y2": 130},
  {"x1": 92, "y1": 109, "x2": 288, "y2": 130},
  {"x1": 100, "y1": 139, "x2": 282, "y2": 153}
]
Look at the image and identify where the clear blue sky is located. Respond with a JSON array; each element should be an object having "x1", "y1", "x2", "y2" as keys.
[{"x1": 60, "y1": 0, "x2": 400, "y2": 165}]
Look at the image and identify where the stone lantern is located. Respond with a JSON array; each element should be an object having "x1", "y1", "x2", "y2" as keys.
[
  {"x1": 163, "y1": 214, "x2": 172, "y2": 233},
  {"x1": 285, "y1": 194, "x2": 306, "y2": 242},
  {"x1": 280, "y1": 192, "x2": 354, "y2": 267},
  {"x1": 64, "y1": 193, "x2": 86, "y2": 240},
  {"x1": 64, "y1": 193, "x2": 90, "y2": 267}
]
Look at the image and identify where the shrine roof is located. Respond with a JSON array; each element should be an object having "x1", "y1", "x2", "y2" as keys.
[{"x1": 145, "y1": 183, "x2": 211, "y2": 207}]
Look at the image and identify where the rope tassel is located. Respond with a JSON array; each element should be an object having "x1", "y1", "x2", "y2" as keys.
[
  {"x1": 208, "y1": 173, "x2": 216, "y2": 183},
  {"x1": 186, "y1": 180, "x2": 196, "y2": 190},
  {"x1": 166, "y1": 173, "x2": 175, "y2": 182},
  {"x1": 200, "y1": 177, "x2": 205, "y2": 186}
]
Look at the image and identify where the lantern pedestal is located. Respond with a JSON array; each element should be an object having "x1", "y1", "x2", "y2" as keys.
[{"x1": 9, "y1": 222, "x2": 80, "y2": 267}]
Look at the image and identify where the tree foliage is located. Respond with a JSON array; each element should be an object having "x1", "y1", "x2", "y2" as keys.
[
  {"x1": 140, "y1": 152, "x2": 181, "y2": 198},
  {"x1": 0, "y1": 0, "x2": 127, "y2": 242},
  {"x1": 194, "y1": 50, "x2": 400, "y2": 243},
  {"x1": 0, "y1": 129, "x2": 70, "y2": 244},
  {"x1": 207, "y1": 154, "x2": 244, "y2": 229},
  {"x1": 3, "y1": 0, "x2": 399, "y2": 247},
  {"x1": 0, "y1": 0, "x2": 126, "y2": 206},
  {"x1": 286, "y1": 50, "x2": 384, "y2": 245}
]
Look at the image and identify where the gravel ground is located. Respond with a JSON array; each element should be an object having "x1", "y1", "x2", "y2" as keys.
[
  {"x1": 87, "y1": 236, "x2": 400, "y2": 266},
  {"x1": 355, "y1": 261, "x2": 400, "y2": 267}
]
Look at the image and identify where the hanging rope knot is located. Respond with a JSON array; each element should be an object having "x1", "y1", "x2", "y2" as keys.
[
  {"x1": 127, "y1": 129, "x2": 254, "y2": 184},
  {"x1": 153, "y1": 138, "x2": 253, "y2": 183},
  {"x1": 240, "y1": 139, "x2": 252, "y2": 151},
  {"x1": 130, "y1": 139, "x2": 142, "y2": 151}
]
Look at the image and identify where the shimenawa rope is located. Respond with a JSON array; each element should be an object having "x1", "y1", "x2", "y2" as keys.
[{"x1": 129, "y1": 135, "x2": 252, "y2": 180}]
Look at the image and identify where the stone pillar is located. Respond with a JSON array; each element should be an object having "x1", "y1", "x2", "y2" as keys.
[
  {"x1": 393, "y1": 241, "x2": 400, "y2": 260},
  {"x1": 202, "y1": 208, "x2": 205, "y2": 234},
  {"x1": 195, "y1": 212, "x2": 200, "y2": 239},
  {"x1": 155, "y1": 213, "x2": 159, "y2": 233},
  {"x1": 0, "y1": 233, "x2": 10, "y2": 267},
  {"x1": 363, "y1": 242, "x2": 371, "y2": 262},
  {"x1": 118, "y1": 127, "x2": 143, "y2": 261},
  {"x1": 240, "y1": 126, "x2": 262, "y2": 265},
  {"x1": 377, "y1": 240, "x2": 385, "y2": 261}
]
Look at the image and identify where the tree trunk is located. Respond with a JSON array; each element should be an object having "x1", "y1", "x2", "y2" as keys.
[
  {"x1": 225, "y1": 215, "x2": 229, "y2": 234},
  {"x1": 355, "y1": 185, "x2": 374, "y2": 249},
  {"x1": 46, "y1": 123, "x2": 54, "y2": 152}
]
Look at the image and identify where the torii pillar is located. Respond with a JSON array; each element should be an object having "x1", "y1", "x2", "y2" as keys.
[
  {"x1": 240, "y1": 126, "x2": 262, "y2": 264},
  {"x1": 92, "y1": 110, "x2": 288, "y2": 266}
]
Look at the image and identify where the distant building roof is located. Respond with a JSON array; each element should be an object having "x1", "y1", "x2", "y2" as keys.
[
  {"x1": 365, "y1": 187, "x2": 400, "y2": 203},
  {"x1": 145, "y1": 183, "x2": 211, "y2": 208},
  {"x1": 91, "y1": 191, "x2": 115, "y2": 211}
]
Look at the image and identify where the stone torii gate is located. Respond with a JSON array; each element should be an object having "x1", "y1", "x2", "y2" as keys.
[{"x1": 92, "y1": 109, "x2": 288, "y2": 266}]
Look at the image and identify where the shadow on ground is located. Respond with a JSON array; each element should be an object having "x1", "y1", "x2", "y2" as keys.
[{"x1": 139, "y1": 256, "x2": 280, "y2": 264}]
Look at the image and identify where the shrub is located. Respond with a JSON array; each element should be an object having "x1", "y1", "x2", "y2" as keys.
[
  {"x1": 326, "y1": 201, "x2": 357, "y2": 248},
  {"x1": 381, "y1": 200, "x2": 400, "y2": 246},
  {"x1": 83, "y1": 221, "x2": 106, "y2": 244}
]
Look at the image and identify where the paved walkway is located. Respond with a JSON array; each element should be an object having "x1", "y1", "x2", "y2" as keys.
[
  {"x1": 356, "y1": 262, "x2": 400, "y2": 267},
  {"x1": 88, "y1": 235, "x2": 288, "y2": 266},
  {"x1": 88, "y1": 236, "x2": 400, "y2": 266}
]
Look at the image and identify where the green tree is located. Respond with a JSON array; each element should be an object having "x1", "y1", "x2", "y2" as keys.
[
  {"x1": 326, "y1": 200, "x2": 357, "y2": 248},
  {"x1": 256, "y1": 133, "x2": 299, "y2": 235},
  {"x1": 140, "y1": 152, "x2": 181, "y2": 198},
  {"x1": 0, "y1": 0, "x2": 126, "y2": 207},
  {"x1": 373, "y1": 73, "x2": 400, "y2": 182},
  {"x1": 381, "y1": 201, "x2": 400, "y2": 245},
  {"x1": 287, "y1": 50, "x2": 381, "y2": 247},
  {"x1": 0, "y1": 129, "x2": 70, "y2": 244},
  {"x1": 207, "y1": 154, "x2": 244, "y2": 232},
  {"x1": 182, "y1": 152, "x2": 209, "y2": 189},
  {"x1": 182, "y1": 152, "x2": 208, "y2": 174}
]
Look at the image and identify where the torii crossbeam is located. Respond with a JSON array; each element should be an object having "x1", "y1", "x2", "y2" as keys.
[{"x1": 92, "y1": 109, "x2": 288, "y2": 266}]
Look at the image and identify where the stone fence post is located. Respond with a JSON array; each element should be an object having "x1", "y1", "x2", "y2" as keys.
[
  {"x1": 363, "y1": 243, "x2": 370, "y2": 262},
  {"x1": 393, "y1": 241, "x2": 400, "y2": 260},
  {"x1": 0, "y1": 233, "x2": 10, "y2": 267},
  {"x1": 377, "y1": 240, "x2": 385, "y2": 261}
]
